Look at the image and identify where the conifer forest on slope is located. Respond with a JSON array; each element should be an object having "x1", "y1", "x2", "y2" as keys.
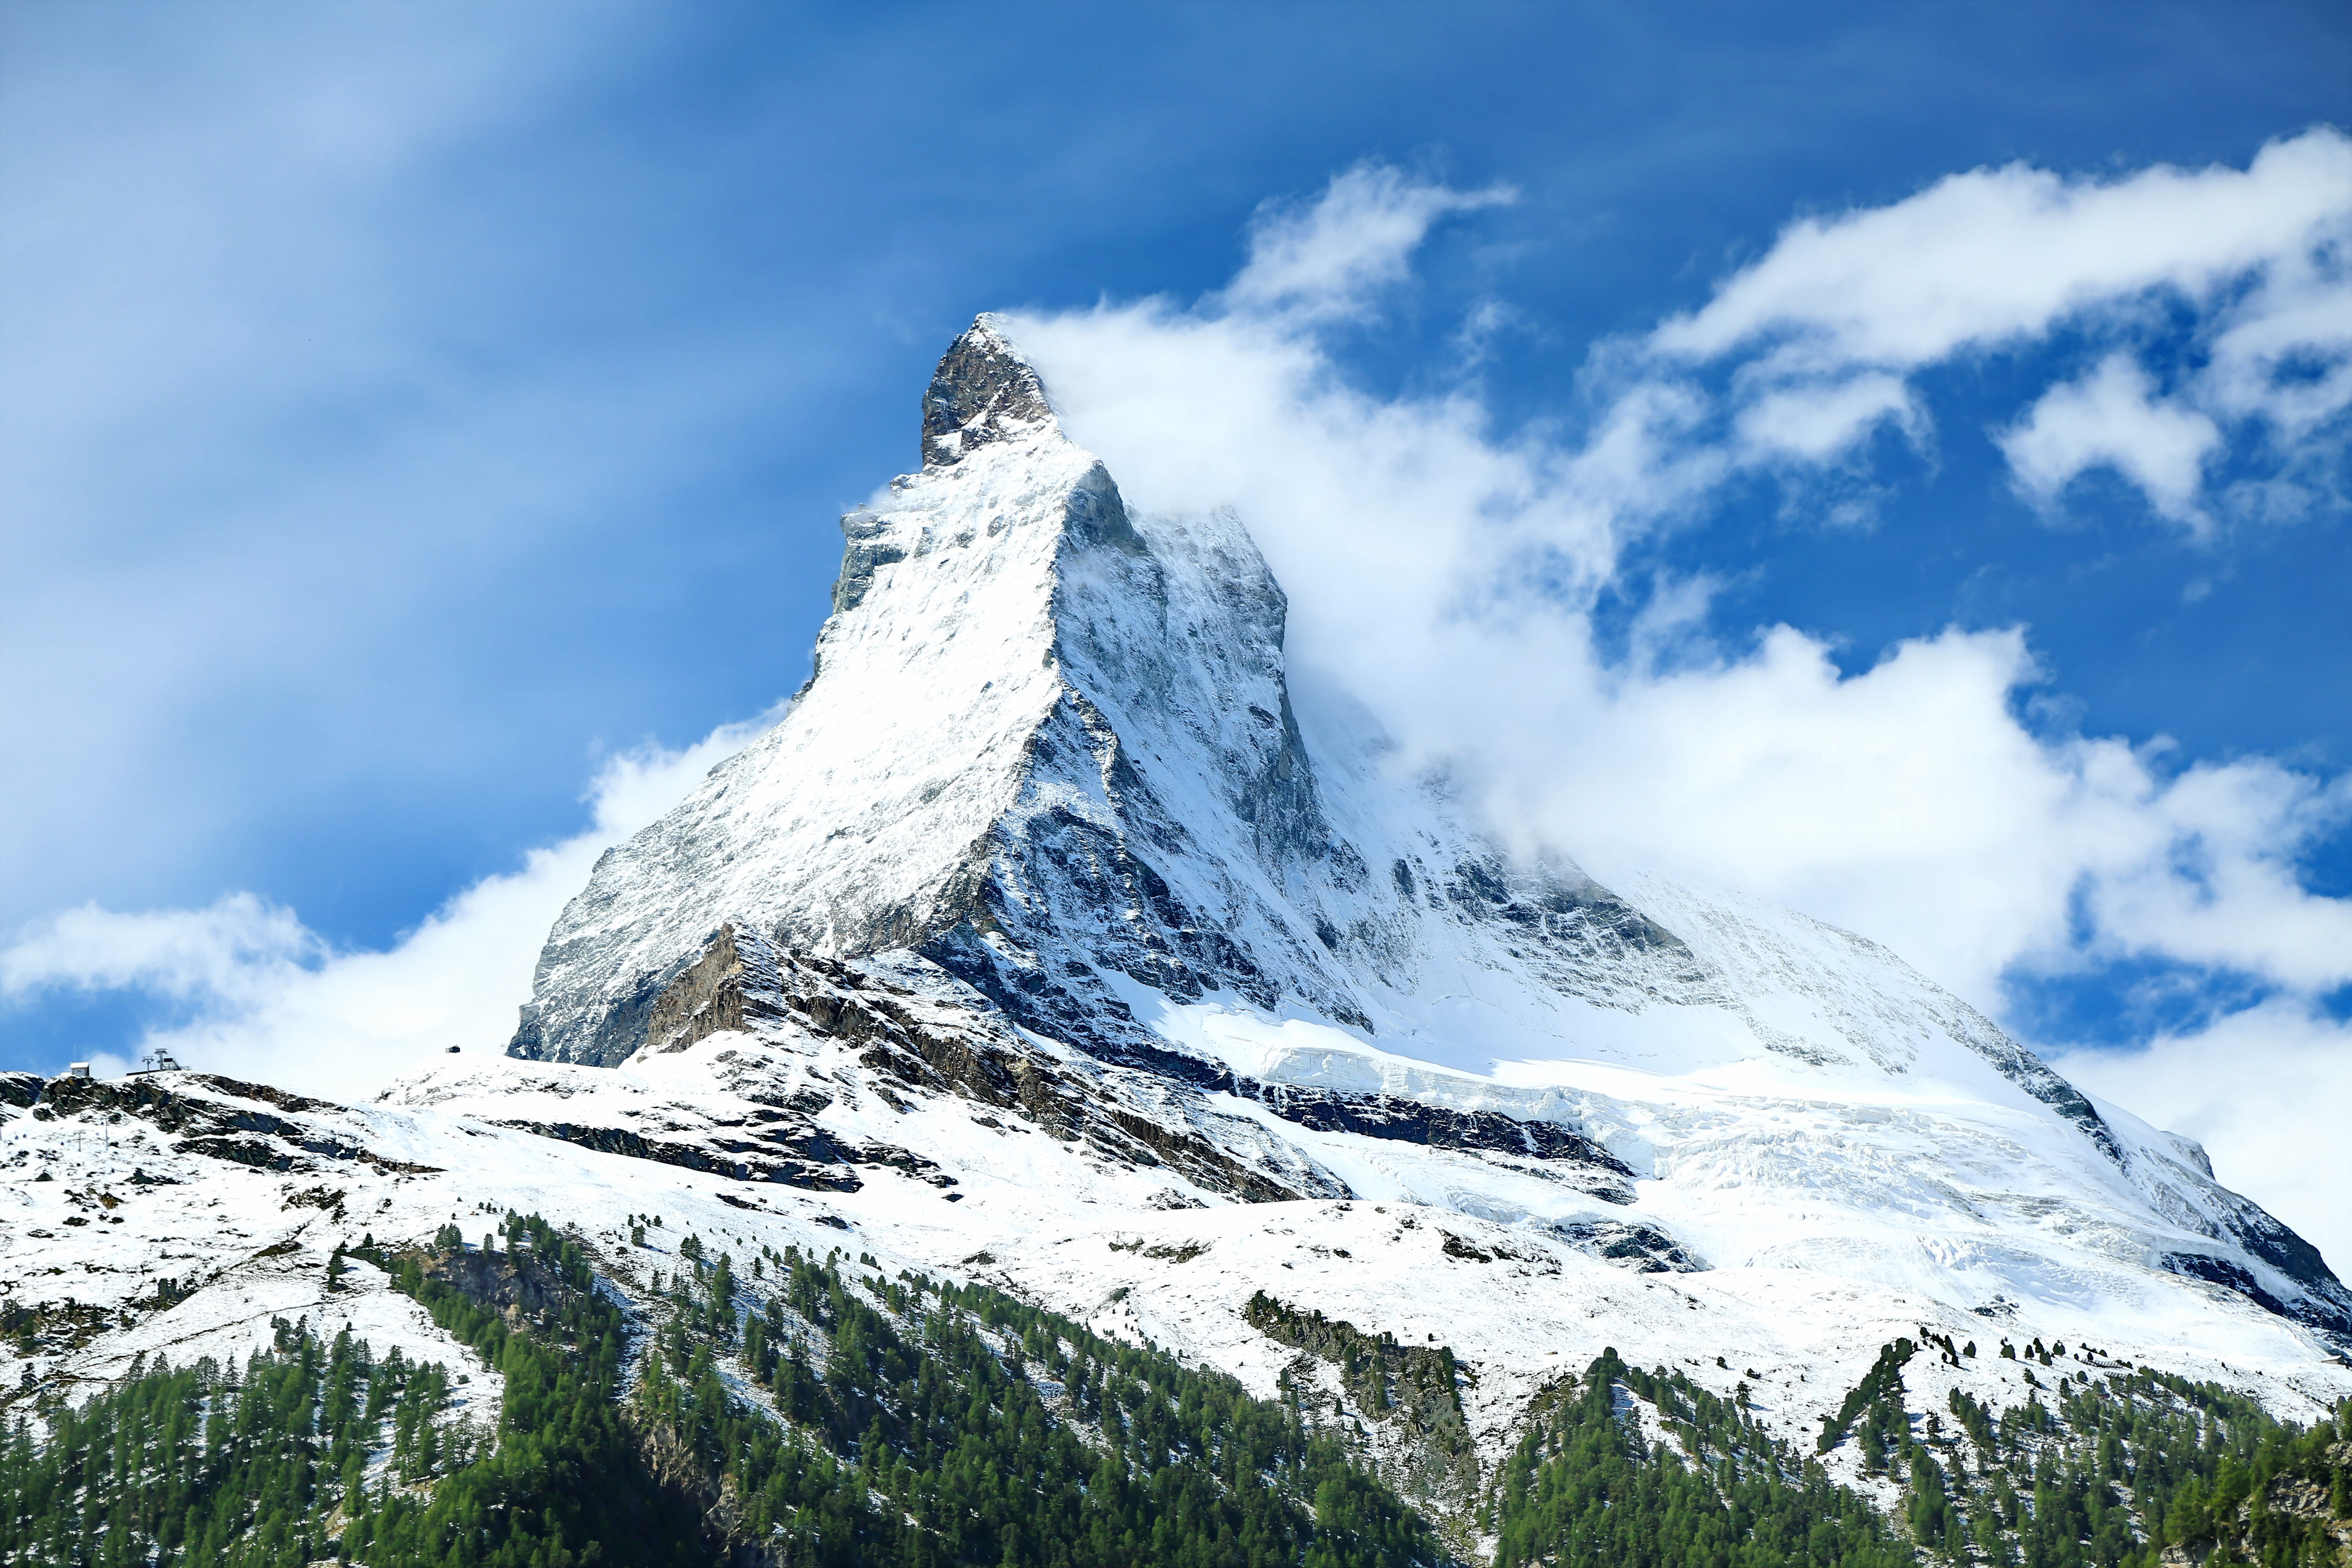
[{"x1": 2, "y1": 1213, "x2": 2345, "y2": 1568}]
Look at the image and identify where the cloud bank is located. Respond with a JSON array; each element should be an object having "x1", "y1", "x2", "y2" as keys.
[
  {"x1": 0, "y1": 720, "x2": 767, "y2": 1104},
  {"x1": 1654, "y1": 127, "x2": 2352, "y2": 530}
]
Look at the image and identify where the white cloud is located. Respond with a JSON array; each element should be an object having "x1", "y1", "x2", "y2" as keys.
[
  {"x1": 2054, "y1": 1002, "x2": 2352, "y2": 1279},
  {"x1": 1223, "y1": 164, "x2": 1515, "y2": 325},
  {"x1": 1734, "y1": 371, "x2": 1921, "y2": 463},
  {"x1": 1644, "y1": 127, "x2": 2352, "y2": 525},
  {"x1": 2068, "y1": 760, "x2": 2352, "y2": 991},
  {"x1": 1, "y1": 893, "x2": 318, "y2": 1007},
  {"x1": 1651, "y1": 128, "x2": 2352, "y2": 368},
  {"x1": 1999, "y1": 353, "x2": 2223, "y2": 524},
  {"x1": 2201, "y1": 241, "x2": 2352, "y2": 439},
  {"x1": 1006, "y1": 153, "x2": 2352, "y2": 1235},
  {"x1": 0, "y1": 715, "x2": 771, "y2": 1102}
]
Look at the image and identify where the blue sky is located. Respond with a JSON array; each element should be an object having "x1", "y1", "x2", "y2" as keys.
[{"x1": 3, "y1": 1, "x2": 2347, "y2": 1252}]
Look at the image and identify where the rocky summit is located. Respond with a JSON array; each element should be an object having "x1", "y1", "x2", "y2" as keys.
[{"x1": 5, "y1": 318, "x2": 2347, "y2": 1566}]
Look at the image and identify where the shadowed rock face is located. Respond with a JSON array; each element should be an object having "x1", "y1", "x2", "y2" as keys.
[{"x1": 644, "y1": 923, "x2": 787, "y2": 1056}]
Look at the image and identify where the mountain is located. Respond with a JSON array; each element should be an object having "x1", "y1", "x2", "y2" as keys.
[
  {"x1": 500, "y1": 314, "x2": 2349, "y2": 1352},
  {"x1": 3, "y1": 318, "x2": 2346, "y2": 1565}
]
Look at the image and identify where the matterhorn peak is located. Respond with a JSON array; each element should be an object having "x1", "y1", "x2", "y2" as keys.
[
  {"x1": 919, "y1": 314, "x2": 1061, "y2": 466},
  {"x1": 508, "y1": 314, "x2": 1305, "y2": 1067},
  {"x1": 495, "y1": 318, "x2": 2351, "y2": 1373}
]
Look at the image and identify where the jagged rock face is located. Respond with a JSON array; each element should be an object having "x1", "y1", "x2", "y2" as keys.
[
  {"x1": 1246, "y1": 1289, "x2": 1480, "y2": 1519},
  {"x1": 643, "y1": 923, "x2": 783, "y2": 1056},
  {"x1": 0, "y1": 1071, "x2": 441, "y2": 1178},
  {"x1": 498, "y1": 315, "x2": 2352, "y2": 1358},
  {"x1": 921, "y1": 317, "x2": 1057, "y2": 467},
  {"x1": 505, "y1": 922, "x2": 1356, "y2": 1206}
]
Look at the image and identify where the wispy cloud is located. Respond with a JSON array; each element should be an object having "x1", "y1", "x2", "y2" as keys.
[
  {"x1": 1, "y1": 894, "x2": 320, "y2": 1007},
  {"x1": 1223, "y1": 164, "x2": 1516, "y2": 324},
  {"x1": 1648, "y1": 129, "x2": 2352, "y2": 524},
  {"x1": 0, "y1": 3, "x2": 796, "y2": 935},
  {"x1": 0, "y1": 717, "x2": 769, "y2": 1101}
]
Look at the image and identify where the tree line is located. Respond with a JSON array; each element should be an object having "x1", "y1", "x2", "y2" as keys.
[{"x1": 2, "y1": 1213, "x2": 2344, "y2": 1567}]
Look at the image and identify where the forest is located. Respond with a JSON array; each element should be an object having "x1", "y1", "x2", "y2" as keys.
[{"x1": 0, "y1": 1215, "x2": 2343, "y2": 1567}]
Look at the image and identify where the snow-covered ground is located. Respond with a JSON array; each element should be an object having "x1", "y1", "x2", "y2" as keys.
[{"x1": 2, "y1": 1021, "x2": 2345, "y2": 1503}]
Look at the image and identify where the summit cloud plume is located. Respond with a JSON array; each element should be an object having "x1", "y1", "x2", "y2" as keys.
[{"x1": 1005, "y1": 136, "x2": 2352, "y2": 1264}]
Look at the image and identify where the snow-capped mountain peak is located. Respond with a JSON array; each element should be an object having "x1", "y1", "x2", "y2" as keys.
[
  {"x1": 11, "y1": 321, "x2": 2338, "y2": 1551},
  {"x1": 489, "y1": 318, "x2": 2349, "y2": 1375}
]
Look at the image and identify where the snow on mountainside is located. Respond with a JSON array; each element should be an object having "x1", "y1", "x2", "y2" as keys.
[
  {"x1": 4, "y1": 318, "x2": 2346, "y2": 1528},
  {"x1": 503, "y1": 314, "x2": 2349, "y2": 1351}
]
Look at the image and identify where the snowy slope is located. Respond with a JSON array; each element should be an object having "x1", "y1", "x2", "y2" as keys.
[
  {"x1": 4, "y1": 1045, "x2": 2344, "y2": 1528},
  {"x1": 6, "y1": 319, "x2": 2346, "y2": 1520}
]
